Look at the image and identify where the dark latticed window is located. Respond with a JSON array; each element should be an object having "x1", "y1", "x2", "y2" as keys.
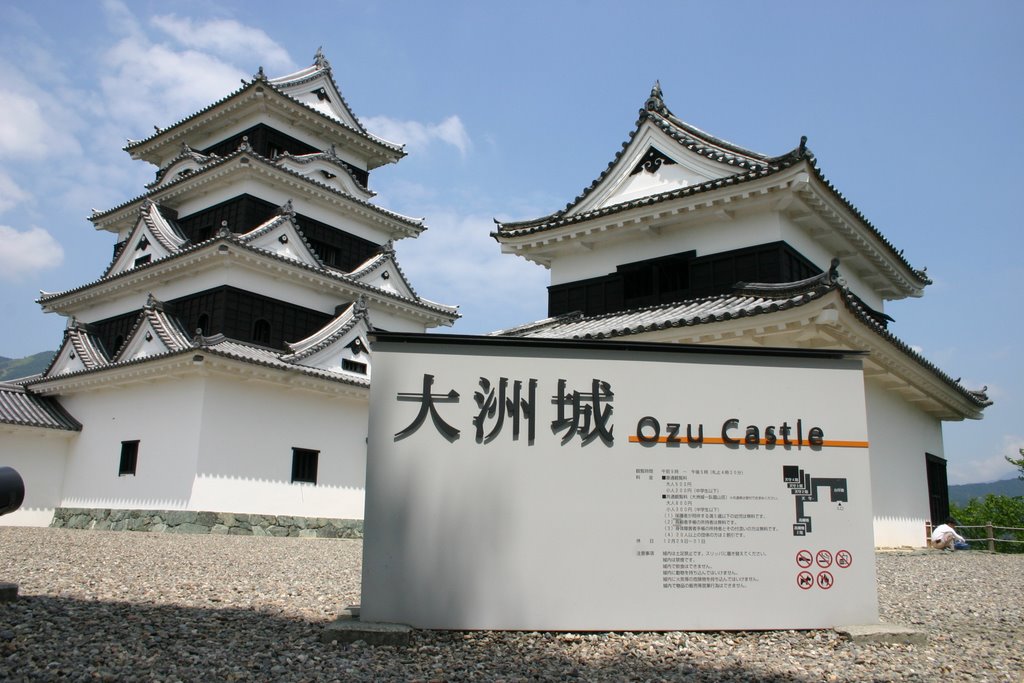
[
  {"x1": 342, "y1": 358, "x2": 367, "y2": 374},
  {"x1": 291, "y1": 448, "x2": 319, "y2": 484},
  {"x1": 252, "y1": 319, "x2": 271, "y2": 345},
  {"x1": 119, "y1": 440, "x2": 139, "y2": 476}
]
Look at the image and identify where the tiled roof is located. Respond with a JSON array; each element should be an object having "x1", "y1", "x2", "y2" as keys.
[
  {"x1": 124, "y1": 57, "x2": 402, "y2": 159},
  {"x1": 0, "y1": 382, "x2": 81, "y2": 431},
  {"x1": 148, "y1": 144, "x2": 215, "y2": 189},
  {"x1": 24, "y1": 330, "x2": 370, "y2": 391},
  {"x1": 347, "y1": 241, "x2": 421, "y2": 300},
  {"x1": 493, "y1": 85, "x2": 930, "y2": 287},
  {"x1": 494, "y1": 161, "x2": 797, "y2": 236},
  {"x1": 493, "y1": 280, "x2": 989, "y2": 411},
  {"x1": 492, "y1": 287, "x2": 829, "y2": 340},
  {"x1": 40, "y1": 321, "x2": 110, "y2": 378},
  {"x1": 38, "y1": 230, "x2": 458, "y2": 322},
  {"x1": 268, "y1": 49, "x2": 375, "y2": 142},
  {"x1": 275, "y1": 146, "x2": 374, "y2": 197},
  {"x1": 91, "y1": 144, "x2": 423, "y2": 232},
  {"x1": 282, "y1": 300, "x2": 366, "y2": 361}
]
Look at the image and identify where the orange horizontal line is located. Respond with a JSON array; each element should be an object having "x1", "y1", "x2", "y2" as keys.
[{"x1": 627, "y1": 436, "x2": 869, "y2": 448}]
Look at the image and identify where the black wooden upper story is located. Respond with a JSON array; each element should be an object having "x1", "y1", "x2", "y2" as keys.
[
  {"x1": 113, "y1": 194, "x2": 380, "y2": 273},
  {"x1": 547, "y1": 241, "x2": 820, "y2": 317},
  {"x1": 199, "y1": 123, "x2": 370, "y2": 187}
]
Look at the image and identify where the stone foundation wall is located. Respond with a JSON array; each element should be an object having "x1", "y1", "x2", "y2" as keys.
[{"x1": 50, "y1": 508, "x2": 363, "y2": 538}]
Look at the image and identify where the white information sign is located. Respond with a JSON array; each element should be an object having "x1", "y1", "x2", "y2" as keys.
[{"x1": 362, "y1": 334, "x2": 878, "y2": 630}]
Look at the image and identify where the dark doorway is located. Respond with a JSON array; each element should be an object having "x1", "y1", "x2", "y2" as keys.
[{"x1": 925, "y1": 453, "x2": 950, "y2": 523}]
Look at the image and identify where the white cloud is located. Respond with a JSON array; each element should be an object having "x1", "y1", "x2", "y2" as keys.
[
  {"x1": 0, "y1": 171, "x2": 30, "y2": 214},
  {"x1": 97, "y1": 5, "x2": 294, "y2": 136},
  {"x1": 100, "y1": 37, "x2": 249, "y2": 133},
  {"x1": 395, "y1": 209, "x2": 548, "y2": 333},
  {"x1": 0, "y1": 85, "x2": 82, "y2": 159},
  {"x1": 364, "y1": 115, "x2": 471, "y2": 157},
  {"x1": 150, "y1": 15, "x2": 294, "y2": 72},
  {"x1": 0, "y1": 225, "x2": 64, "y2": 280}
]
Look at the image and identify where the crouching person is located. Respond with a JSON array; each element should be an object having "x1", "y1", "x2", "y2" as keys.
[{"x1": 931, "y1": 517, "x2": 967, "y2": 550}]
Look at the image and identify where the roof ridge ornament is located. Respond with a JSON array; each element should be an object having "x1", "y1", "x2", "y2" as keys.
[
  {"x1": 825, "y1": 257, "x2": 842, "y2": 285},
  {"x1": 237, "y1": 135, "x2": 251, "y2": 152},
  {"x1": 314, "y1": 47, "x2": 330, "y2": 71},
  {"x1": 381, "y1": 240, "x2": 395, "y2": 256},
  {"x1": 216, "y1": 220, "x2": 231, "y2": 237},
  {"x1": 278, "y1": 199, "x2": 296, "y2": 218},
  {"x1": 255, "y1": 66, "x2": 266, "y2": 81},
  {"x1": 798, "y1": 135, "x2": 808, "y2": 157},
  {"x1": 353, "y1": 294, "x2": 368, "y2": 316},
  {"x1": 644, "y1": 81, "x2": 666, "y2": 115}
]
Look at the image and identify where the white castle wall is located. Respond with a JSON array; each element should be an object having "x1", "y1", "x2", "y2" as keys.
[
  {"x1": 0, "y1": 429, "x2": 71, "y2": 526},
  {"x1": 189, "y1": 375, "x2": 367, "y2": 519},
  {"x1": 865, "y1": 377, "x2": 945, "y2": 547},
  {"x1": 58, "y1": 378, "x2": 206, "y2": 510},
  {"x1": 50, "y1": 374, "x2": 368, "y2": 521}
]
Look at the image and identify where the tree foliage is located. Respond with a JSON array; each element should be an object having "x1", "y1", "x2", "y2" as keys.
[
  {"x1": 1006, "y1": 447, "x2": 1024, "y2": 481},
  {"x1": 950, "y1": 494, "x2": 1024, "y2": 553}
]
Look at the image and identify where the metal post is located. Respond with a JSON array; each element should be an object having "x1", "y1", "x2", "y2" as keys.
[
  {"x1": 987, "y1": 522, "x2": 995, "y2": 552},
  {"x1": 925, "y1": 522, "x2": 933, "y2": 548}
]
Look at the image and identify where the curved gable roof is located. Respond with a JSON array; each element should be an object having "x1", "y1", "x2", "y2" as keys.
[{"x1": 124, "y1": 53, "x2": 403, "y2": 169}]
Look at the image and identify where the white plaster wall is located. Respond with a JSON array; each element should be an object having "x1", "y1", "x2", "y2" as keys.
[
  {"x1": 549, "y1": 212, "x2": 783, "y2": 286},
  {"x1": 58, "y1": 379, "x2": 205, "y2": 510},
  {"x1": 777, "y1": 216, "x2": 883, "y2": 311},
  {"x1": 189, "y1": 376, "x2": 368, "y2": 518},
  {"x1": 865, "y1": 377, "x2": 945, "y2": 547},
  {"x1": 0, "y1": 429, "x2": 71, "y2": 526},
  {"x1": 367, "y1": 307, "x2": 430, "y2": 333}
]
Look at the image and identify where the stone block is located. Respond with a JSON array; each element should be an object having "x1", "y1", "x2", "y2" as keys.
[
  {"x1": 0, "y1": 583, "x2": 18, "y2": 602},
  {"x1": 163, "y1": 511, "x2": 198, "y2": 526},
  {"x1": 210, "y1": 524, "x2": 231, "y2": 535},
  {"x1": 321, "y1": 617, "x2": 412, "y2": 647},
  {"x1": 196, "y1": 511, "x2": 218, "y2": 527},
  {"x1": 835, "y1": 624, "x2": 927, "y2": 645}
]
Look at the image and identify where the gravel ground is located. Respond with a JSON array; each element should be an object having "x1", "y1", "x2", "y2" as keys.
[{"x1": 0, "y1": 527, "x2": 1021, "y2": 682}]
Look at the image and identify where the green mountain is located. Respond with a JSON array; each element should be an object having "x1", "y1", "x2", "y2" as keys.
[
  {"x1": 0, "y1": 351, "x2": 56, "y2": 382},
  {"x1": 949, "y1": 477, "x2": 1024, "y2": 507}
]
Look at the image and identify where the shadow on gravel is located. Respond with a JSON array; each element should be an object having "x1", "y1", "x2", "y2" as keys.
[{"x1": 1, "y1": 594, "x2": 812, "y2": 682}]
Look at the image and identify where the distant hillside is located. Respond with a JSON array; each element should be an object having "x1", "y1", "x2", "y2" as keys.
[
  {"x1": 949, "y1": 477, "x2": 1024, "y2": 507},
  {"x1": 0, "y1": 351, "x2": 55, "y2": 382}
]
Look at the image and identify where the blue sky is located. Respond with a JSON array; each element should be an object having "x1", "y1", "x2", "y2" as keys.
[{"x1": 0, "y1": 0, "x2": 1020, "y2": 484}]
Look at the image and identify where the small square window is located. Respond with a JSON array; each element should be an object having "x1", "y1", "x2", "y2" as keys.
[
  {"x1": 291, "y1": 448, "x2": 319, "y2": 484},
  {"x1": 119, "y1": 440, "x2": 139, "y2": 476}
]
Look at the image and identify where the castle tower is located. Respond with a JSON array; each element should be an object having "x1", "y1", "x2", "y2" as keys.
[
  {"x1": 2, "y1": 51, "x2": 457, "y2": 529},
  {"x1": 492, "y1": 83, "x2": 989, "y2": 547}
]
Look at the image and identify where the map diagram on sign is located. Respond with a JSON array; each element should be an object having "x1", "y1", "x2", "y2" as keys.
[{"x1": 783, "y1": 465, "x2": 848, "y2": 536}]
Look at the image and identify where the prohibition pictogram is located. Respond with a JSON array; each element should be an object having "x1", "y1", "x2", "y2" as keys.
[
  {"x1": 816, "y1": 550, "x2": 833, "y2": 569},
  {"x1": 836, "y1": 550, "x2": 853, "y2": 569},
  {"x1": 817, "y1": 571, "x2": 834, "y2": 589},
  {"x1": 796, "y1": 550, "x2": 813, "y2": 568},
  {"x1": 797, "y1": 571, "x2": 814, "y2": 590}
]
